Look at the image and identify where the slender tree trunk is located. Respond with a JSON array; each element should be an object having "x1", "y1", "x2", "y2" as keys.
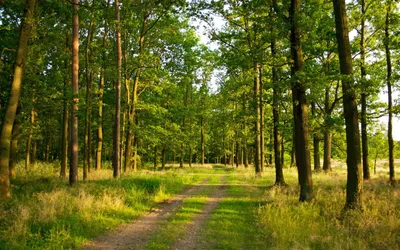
[
  {"x1": 9, "y1": 108, "x2": 21, "y2": 179},
  {"x1": 260, "y1": 66, "x2": 265, "y2": 172},
  {"x1": 333, "y1": 0, "x2": 363, "y2": 210},
  {"x1": 113, "y1": 0, "x2": 122, "y2": 178},
  {"x1": 25, "y1": 108, "x2": 34, "y2": 171},
  {"x1": 84, "y1": 3, "x2": 95, "y2": 180},
  {"x1": 70, "y1": 0, "x2": 79, "y2": 185},
  {"x1": 281, "y1": 136, "x2": 285, "y2": 167},
  {"x1": 96, "y1": 0, "x2": 110, "y2": 171},
  {"x1": 0, "y1": 0, "x2": 36, "y2": 197},
  {"x1": 60, "y1": 33, "x2": 69, "y2": 178},
  {"x1": 254, "y1": 65, "x2": 262, "y2": 176},
  {"x1": 161, "y1": 147, "x2": 166, "y2": 170},
  {"x1": 385, "y1": 2, "x2": 395, "y2": 185},
  {"x1": 271, "y1": 31, "x2": 285, "y2": 185},
  {"x1": 312, "y1": 102, "x2": 321, "y2": 172},
  {"x1": 323, "y1": 88, "x2": 332, "y2": 171},
  {"x1": 290, "y1": 0, "x2": 314, "y2": 201},
  {"x1": 360, "y1": 0, "x2": 370, "y2": 180}
]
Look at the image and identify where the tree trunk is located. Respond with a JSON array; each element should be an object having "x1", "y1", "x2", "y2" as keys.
[
  {"x1": 154, "y1": 146, "x2": 157, "y2": 170},
  {"x1": 260, "y1": 67, "x2": 265, "y2": 172},
  {"x1": 70, "y1": 0, "x2": 79, "y2": 185},
  {"x1": 113, "y1": 0, "x2": 122, "y2": 179},
  {"x1": 271, "y1": 32, "x2": 285, "y2": 185},
  {"x1": 254, "y1": 65, "x2": 262, "y2": 176},
  {"x1": 290, "y1": 0, "x2": 314, "y2": 201},
  {"x1": 312, "y1": 102, "x2": 321, "y2": 172},
  {"x1": 25, "y1": 108, "x2": 34, "y2": 171},
  {"x1": 385, "y1": 2, "x2": 395, "y2": 185},
  {"x1": 9, "y1": 108, "x2": 21, "y2": 180},
  {"x1": 0, "y1": 0, "x2": 36, "y2": 197},
  {"x1": 323, "y1": 88, "x2": 332, "y2": 171},
  {"x1": 84, "y1": 3, "x2": 95, "y2": 180},
  {"x1": 333, "y1": 0, "x2": 363, "y2": 210},
  {"x1": 60, "y1": 32, "x2": 69, "y2": 178},
  {"x1": 161, "y1": 147, "x2": 166, "y2": 170},
  {"x1": 96, "y1": 0, "x2": 110, "y2": 171},
  {"x1": 360, "y1": 0, "x2": 370, "y2": 180}
]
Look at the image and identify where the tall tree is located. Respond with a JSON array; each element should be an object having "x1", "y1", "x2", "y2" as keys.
[
  {"x1": 333, "y1": 0, "x2": 363, "y2": 210},
  {"x1": 385, "y1": 0, "x2": 395, "y2": 185},
  {"x1": 0, "y1": 0, "x2": 37, "y2": 198},
  {"x1": 290, "y1": 0, "x2": 314, "y2": 201},
  {"x1": 96, "y1": 0, "x2": 110, "y2": 171},
  {"x1": 70, "y1": 0, "x2": 79, "y2": 185},
  {"x1": 113, "y1": 0, "x2": 122, "y2": 178}
]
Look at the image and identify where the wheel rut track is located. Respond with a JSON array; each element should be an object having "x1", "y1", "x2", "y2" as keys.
[{"x1": 81, "y1": 178, "x2": 211, "y2": 250}]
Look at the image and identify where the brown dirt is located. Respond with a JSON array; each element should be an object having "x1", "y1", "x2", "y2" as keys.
[
  {"x1": 80, "y1": 178, "x2": 210, "y2": 250},
  {"x1": 169, "y1": 176, "x2": 227, "y2": 250}
]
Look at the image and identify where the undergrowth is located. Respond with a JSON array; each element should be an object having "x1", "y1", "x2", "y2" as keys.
[{"x1": 0, "y1": 162, "x2": 204, "y2": 250}]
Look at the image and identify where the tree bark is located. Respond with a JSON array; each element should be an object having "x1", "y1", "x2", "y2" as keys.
[
  {"x1": 254, "y1": 65, "x2": 262, "y2": 176},
  {"x1": 333, "y1": 0, "x2": 363, "y2": 210},
  {"x1": 60, "y1": 32, "x2": 69, "y2": 178},
  {"x1": 0, "y1": 0, "x2": 36, "y2": 197},
  {"x1": 9, "y1": 107, "x2": 21, "y2": 180},
  {"x1": 70, "y1": 0, "x2": 79, "y2": 185},
  {"x1": 290, "y1": 0, "x2": 314, "y2": 201},
  {"x1": 113, "y1": 0, "x2": 122, "y2": 178},
  {"x1": 360, "y1": 0, "x2": 370, "y2": 180},
  {"x1": 312, "y1": 102, "x2": 321, "y2": 172},
  {"x1": 385, "y1": 2, "x2": 395, "y2": 185},
  {"x1": 84, "y1": 3, "x2": 95, "y2": 180},
  {"x1": 96, "y1": 0, "x2": 110, "y2": 171},
  {"x1": 271, "y1": 31, "x2": 285, "y2": 185},
  {"x1": 323, "y1": 87, "x2": 332, "y2": 171}
]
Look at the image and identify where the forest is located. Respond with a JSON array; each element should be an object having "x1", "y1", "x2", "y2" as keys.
[{"x1": 1, "y1": 0, "x2": 400, "y2": 249}]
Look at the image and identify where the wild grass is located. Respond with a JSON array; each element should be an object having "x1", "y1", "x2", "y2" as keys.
[
  {"x1": 257, "y1": 166, "x2": 400, "y2": 250},
  {"x1": 0, "y1": 162, "x2": 205, "y2": 250}
]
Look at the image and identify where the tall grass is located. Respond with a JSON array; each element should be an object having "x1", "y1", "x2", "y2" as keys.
[
  {"x1": 257, "y1": 167, "x2": 400, "y2": 250},
  {"x1": 0, "y1": 162, "x2": 203, "y2": 250}
]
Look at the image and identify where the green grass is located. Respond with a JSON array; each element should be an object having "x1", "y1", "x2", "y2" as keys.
[
  {"x1": 0, "y1": 162, "x2": 207, "y2": 250},
  {"x1": 1, "y1": 161, "x2": 400, "y2": 250}
]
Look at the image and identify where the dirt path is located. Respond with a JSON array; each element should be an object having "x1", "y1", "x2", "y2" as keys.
[
  {"x1": 169, "y1": 176, "x2": 227, "y2": 250},
  {"x1": 81, "y1": 178, "x2": 211, "y2": 250}
]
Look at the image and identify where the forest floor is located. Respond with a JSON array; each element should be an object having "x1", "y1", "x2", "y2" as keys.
[{"x1": 1, "y1": 162, "x2": 400, "y2": 249}]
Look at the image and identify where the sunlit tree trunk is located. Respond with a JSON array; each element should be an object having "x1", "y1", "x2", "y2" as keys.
[
  {"x1": 113, "y1": 0, "x2": 122, "y2": 178},
  {"x1": 312, "y1": 102, "x2": 321, "y2": 172},
  {"x1": 84, "y1": 3, "x2": 95, "y2": 180},
  {"x1": 333, "y1": 0, "x2": 363, "y2": 210},
  {"x1": 70, "y1": 0, "x2": 79, "y2": 185},
  {"x1": 290, "y1": 0, "x2": 314, "y2": 201},
  {"x1": 0, "y1": 0, "x2": 36, "y2": 197},
  {"x1": 96, "y1": 0, "x2": 110, "y2": 171}
]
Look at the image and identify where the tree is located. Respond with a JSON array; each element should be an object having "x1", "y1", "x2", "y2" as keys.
[
  {"x1": 333, "y1": 0, "x2": 363, "y2": 210},
  {"x1": 0, "y1": 0, "x2": 37, "y2": 198},
  {"x1": 290, "y1": 0, "x2": 314, "y2": 201},
  {"x1": 113, "y1": 0, "x2": 122, "y2": 178},
  {"x1": 70, "y1": 0, "x2": 79, "y2": 185},
  {"x1": 385, "y1": 0, "x2": 395, "y2": 185}
]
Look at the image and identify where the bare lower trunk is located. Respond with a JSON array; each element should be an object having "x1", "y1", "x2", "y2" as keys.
[
  {"x1": 323, "y1": 131, "x2": 332, "y2": 171},
  {"x1": 333, "y1": 0, "x2": 363, "y2": 210},
  {"x1": 291, "y1": 0, "x2": 314, "y2": 201},
  {"x1": 113, "y1": 0, "x2": 122, "y2": 178},
  {"x1": 10, "y1": 110, "x2": 21, "y2": 179},
  {"x1": 0, "y1": 0, "x2": 36, "y2": 198},
  {"x1": 385, "y1": 3, "x2": 395, "y2": 185}
]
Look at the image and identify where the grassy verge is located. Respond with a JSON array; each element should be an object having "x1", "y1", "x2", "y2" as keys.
[
  {"x1": 0, "y1": 162, "x2": 206, "y2": 250},
  {"x1": 257, "y1": 167, "x2": 400, "y2": 250}
]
